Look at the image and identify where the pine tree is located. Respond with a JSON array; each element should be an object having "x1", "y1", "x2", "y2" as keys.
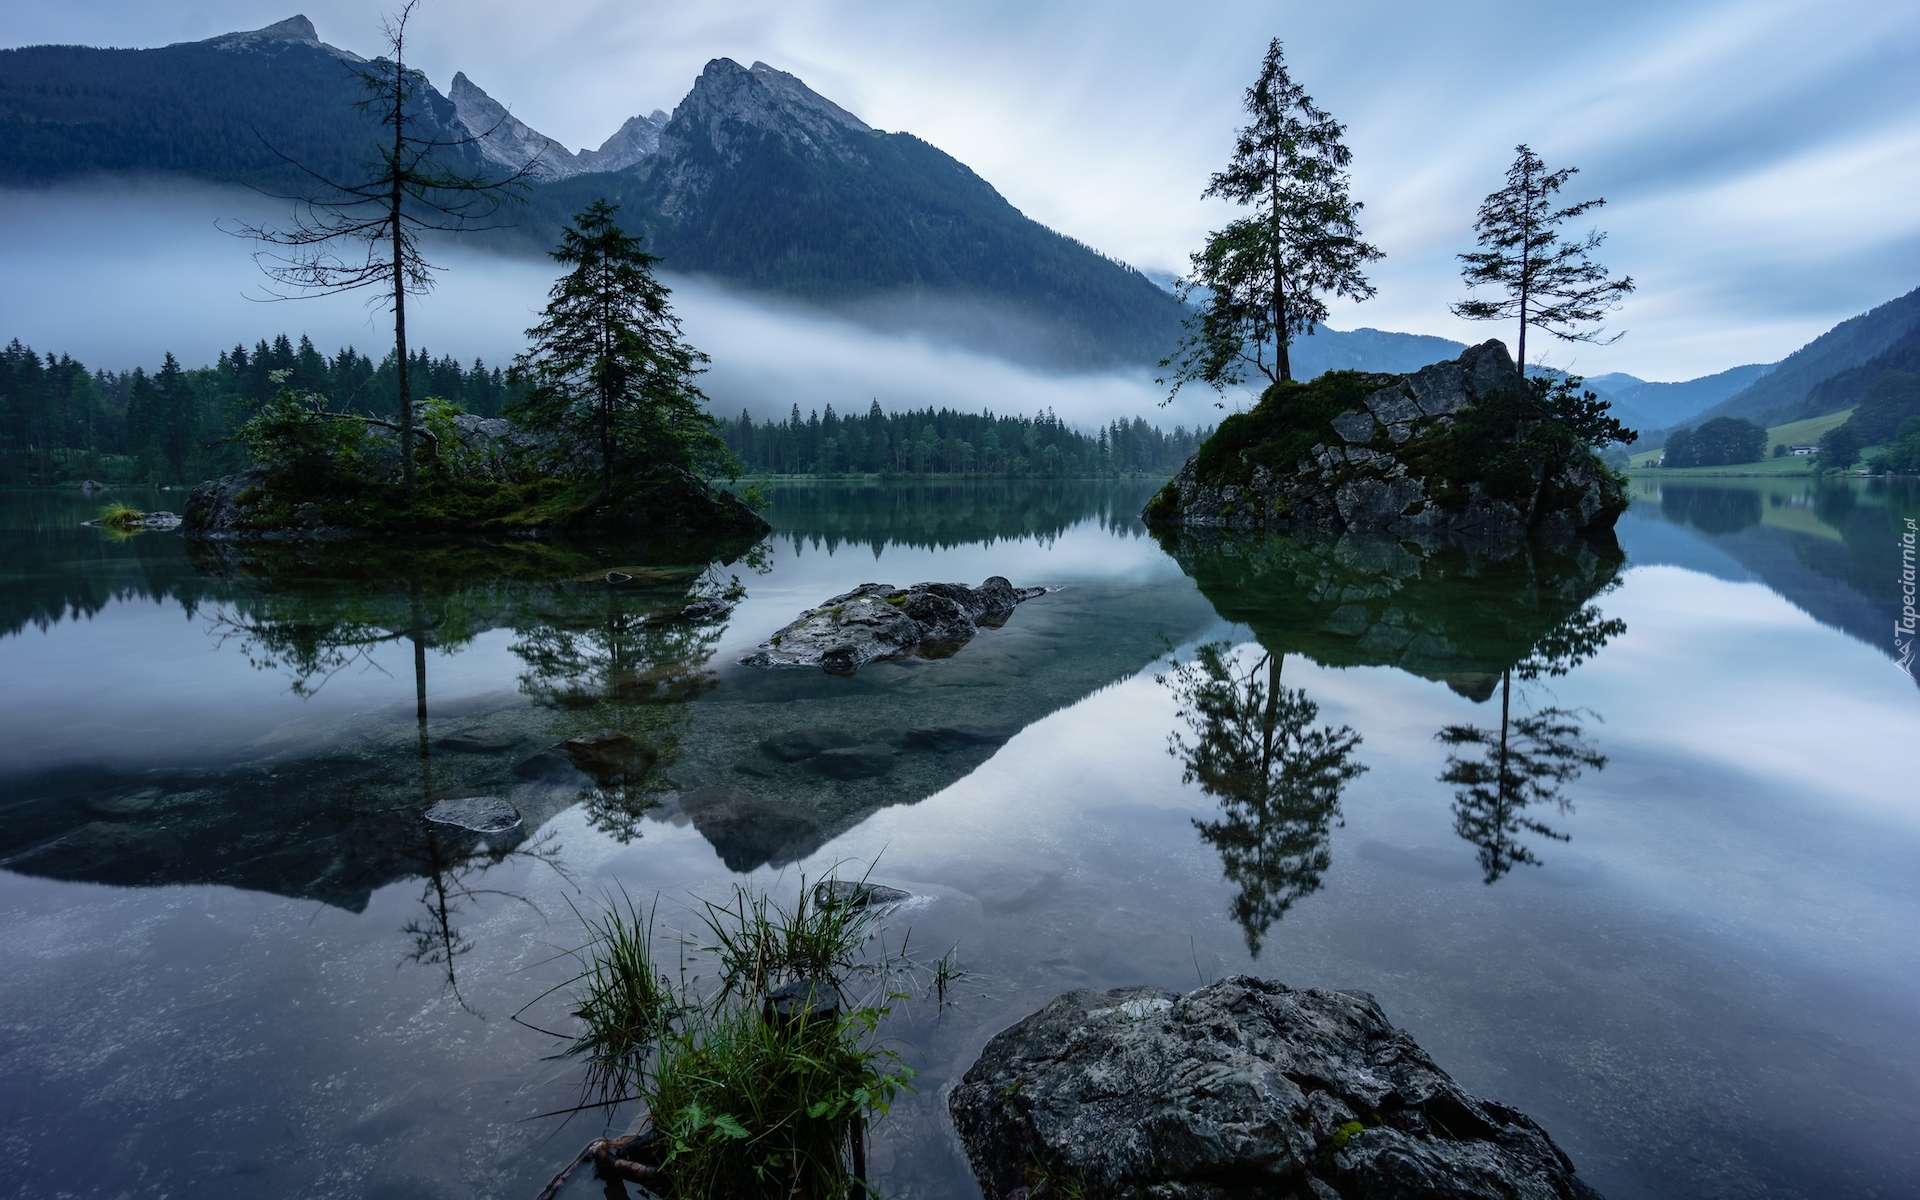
[
  {"x1": 1162, "y1": 39, "x2": 1381, "y2": 401},
  {"x1": 510, "y1": 200, "x2": 725, "y2": 500},
  {"x1": 1452, "y1": 145, "x2": 1635, "y2": 381},
  {"x1": 151, "y1": 353, "x2": 199, "y2": 478}
]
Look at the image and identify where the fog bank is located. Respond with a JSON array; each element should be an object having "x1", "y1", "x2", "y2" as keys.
[{"x1": 0, "y1": 180, "x2": 1222, "y2": 430}]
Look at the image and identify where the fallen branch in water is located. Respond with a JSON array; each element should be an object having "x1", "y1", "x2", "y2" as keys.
[{"x1": 532, "y1": 1130, "x2": 664, "y2": 1200}]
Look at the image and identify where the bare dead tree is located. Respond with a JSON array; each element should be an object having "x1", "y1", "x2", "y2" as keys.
[{"x1": 228, "y1": 1, "x2": 533, "y2": 494}]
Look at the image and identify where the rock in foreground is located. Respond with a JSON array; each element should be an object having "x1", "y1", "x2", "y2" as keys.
[
  {"x1": 950, "y1": 977, "x2": 1603, "y2": 1200},
  {"x1": 740, "y1": 577, "x2": 1045, "y2": 673}
]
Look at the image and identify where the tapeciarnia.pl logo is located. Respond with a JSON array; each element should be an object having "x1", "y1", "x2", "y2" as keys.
[{"x1": 1899, "y1": 517, "x2": 1916, "y2": 678}]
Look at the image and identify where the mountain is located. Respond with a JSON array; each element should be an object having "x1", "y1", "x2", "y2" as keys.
[
  {"x1": 1288, "y1": 326, "x2": 1465, "y2": 378},
  {"x1": 1584, "y1": 362, "x2": 1777, "y2": 434},
  {"x1": 1794, "y1": 320, "x2": 1920, "y2": 426},
  {"x1": 516, "y1": 57, "x2": 1184, "y2": 368},
  {"x1": 449, "y1": 71, "x2": 665, "y2": 180},
  {"x1": 0, "y1": 15, "x2": 474, "y2": 188},
  {"x1": 1672, "y1": 286, "x2": 1920, "y2": 431},
  {"x1": 0, "y1": 18, "x2": 1185, "y2": 370}
]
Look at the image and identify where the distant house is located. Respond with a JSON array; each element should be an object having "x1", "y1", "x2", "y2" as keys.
[{"x1": 1789, "y1": 444, "x2": 1818, "y2": 456}]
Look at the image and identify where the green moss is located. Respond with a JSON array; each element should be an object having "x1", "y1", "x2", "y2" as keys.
[
  {"x1": 1329, "y1": 1120, "x2": 1367, "y2": 1152},
  {"x1": 1143, "y1": 480, "x2": 1183, "y2": 523},
  {"x1": 1190, "y1": 371, "x2": 1398, "y2": 489}
]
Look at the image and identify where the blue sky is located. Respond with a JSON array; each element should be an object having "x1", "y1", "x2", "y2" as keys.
[{"x1": 4, "y1": 0, "x2": 1917, "y2": 382}]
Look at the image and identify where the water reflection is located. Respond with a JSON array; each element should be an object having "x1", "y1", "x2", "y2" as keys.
[
  {"x1": 1162, "y1": 528, "x2": 1627, "y2": 929},
  {"x1": 759, "y1": 477, "x2": 1161, "y2": 554},
  {"x1": 0, "y1": 537, "x2": 746, "y2": 909},
  {"x1": 1628, "y1": 477, "x2": 1920, "y2": 682},
  {"x1": 1163, "y1": 645, "x2": 1366, "y2": 954},
  {"x1": 1660, "y1": 485, "x2": 1762, "y2": 534},
  {"x1": 1158, "y1": 527, "x2": 1627, "y2": 700},
  {"x1": 402, "y1": 823, "x2": 567, "y2": 1010},
  {"x1": 510, "y1": 568, "x2": 741, "y2": 841}
]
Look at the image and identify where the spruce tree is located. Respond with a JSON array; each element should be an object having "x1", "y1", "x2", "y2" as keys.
[
  {"x1": 1162, "y1": 39, "x2": 1381, "y2": 402},
  {"x1": 510, "y1": 201, "x2": 724, "y2": 500},
  {"x1": 1452, "y1": 145, "x2": 1635, "y2": 381}
]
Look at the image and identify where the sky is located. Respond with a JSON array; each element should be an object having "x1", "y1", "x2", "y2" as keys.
[{"x1": 3, "y1": 0, "x2": 1918, "y2": 392}]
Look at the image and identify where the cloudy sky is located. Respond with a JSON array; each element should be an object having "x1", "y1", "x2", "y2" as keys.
[{"x1": 4, "y1": 0, "x2": 1917, "y2": 386}]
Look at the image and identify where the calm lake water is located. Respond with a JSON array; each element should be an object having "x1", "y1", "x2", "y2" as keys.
[{"x1": 2, "y1": 476, "x2": 1916, "y2": 1200}]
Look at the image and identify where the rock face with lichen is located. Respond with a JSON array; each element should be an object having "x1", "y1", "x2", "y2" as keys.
[
  {"x1": 740, "y1": 577, "x2": 1046, "y2": 673},
  {"x1": 950, "y1": 977, "x2": 1605, "y2": 1200},
  {"x1": 1145, "y1": 342, "x2": 1627, "y2": 540}
]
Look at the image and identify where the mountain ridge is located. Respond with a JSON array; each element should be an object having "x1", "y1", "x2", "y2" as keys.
[{"x1": 1666, "y1": 286, "x2": 1920, "y2": 434}]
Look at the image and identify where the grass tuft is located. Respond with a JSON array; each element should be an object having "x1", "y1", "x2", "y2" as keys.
[
  {"x1": 562, "y1": 891, "x2": 679, "y2": 1107},
  {"x1": 541, "y1": 871, "x2": 921, "y2": 1199},
  {"x1": 94, "y1": 502, "x2": 145, "y2": 529}
]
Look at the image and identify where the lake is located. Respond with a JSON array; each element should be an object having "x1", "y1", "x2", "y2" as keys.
[{"x1": 1, "y1": 476, "x2": 1916, "y2": 1200}]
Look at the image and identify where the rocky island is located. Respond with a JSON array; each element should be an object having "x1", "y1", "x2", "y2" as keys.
[
  {"x1": 1145, "y1": 342, "x2": 1631, "y2": 539},
  {"x1": 952, "y1": 977, "x2": 1605, "y2": 1200}
]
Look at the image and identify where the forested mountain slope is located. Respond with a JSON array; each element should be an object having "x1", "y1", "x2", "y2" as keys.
[{"x1": 1680, "y1": 287, "x2": 1920, "y2": 428}]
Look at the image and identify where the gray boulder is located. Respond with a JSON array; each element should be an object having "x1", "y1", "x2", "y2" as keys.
[
  {"x1": 950, "y1": 976, "x2": 1603, "y2": 1200},
  {"x1": 739, "y1": 577, "x2": 1045, "y2": 673}
]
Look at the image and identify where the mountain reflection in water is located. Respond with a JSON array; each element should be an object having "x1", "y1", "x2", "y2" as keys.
[
  {"x1": 1158, "y1": 528, "x2": 1625, "y2": 947},
  {"x1": 0, "y1": 535, "x2": 749, "y2": 908},
  {"x1": 3, "y1": 480, "x2": 1918, "y2": 1200},
  {"x1": 0, "y1": 479, "x2": 1219, "y2": 901},
  {"x1": 1631, "y1": 476, "x2": 1920, "y2": 681}
]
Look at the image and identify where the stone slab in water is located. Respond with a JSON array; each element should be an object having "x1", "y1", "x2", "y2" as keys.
[
  {"x1": 423, "y1": 796, "x2": 522, "y2": 834},
  {"x1": 813, "y1": 880, "x2": 912, "y2": 910},
  {"x1": 738, "y1": 577, "x2": 1045, "y2": 673},
  {"x1": 950, "y1": 976, "x2": 1604, "y2": 1200}
]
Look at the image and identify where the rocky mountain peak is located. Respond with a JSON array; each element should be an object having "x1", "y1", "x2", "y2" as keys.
[
  {"x1": 578, "y1": 110, "x2": 670, "y2": 173},
  {"x1": 450, "y1": 74, "x2": 667, "y2": 179},
  {"x1": 669, "y1": 58, "x2": 876, "y2": 162},
  {"x1": 747, "y1": 61, "x2": 872, "y2": 133},
  {"x1": 195, "y1": 14, "x2": 362, "y2": 61},
  {"x1": 448, "y1": 71, "x2": 583, "y2": 181}
]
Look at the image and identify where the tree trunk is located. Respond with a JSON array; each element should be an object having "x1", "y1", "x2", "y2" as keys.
[
  {"x1": 1270, "y1": 147, "x2": 1292, "y2": 384},
  {"x1": 1515, "y1": 162, "x2": 1532, "y2": 386},
  {"x1": 392, "y1": 72, "x2": 415, "y2": 496}
]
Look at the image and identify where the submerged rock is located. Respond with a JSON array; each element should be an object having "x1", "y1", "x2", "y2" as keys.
[
  {"x1": 564, "y1": 733, "x2": 658, "y2": 785},
  {"x1": 424, "y1": 796, "x2": 522, "y2": 834},
  {"x1": 812, "y1": 880, "x2": 912, "y2": 910},
  {"x1": 950, "y1": 976, "x2": 1604, "y2": 1200},
  {"x1": 808, "y1": 743, "x2": 895, "y2": 779},
  {"x1": 760, "y1": 727, "x2": 860, "y2": 762},
  {"x1": 739, "y1": 576, "x2": 1046, "y2": 673}
]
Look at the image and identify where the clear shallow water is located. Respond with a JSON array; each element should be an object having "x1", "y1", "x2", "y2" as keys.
[{"x1": 1, "y1": 477, "x2": 1916, "y2": 1200}]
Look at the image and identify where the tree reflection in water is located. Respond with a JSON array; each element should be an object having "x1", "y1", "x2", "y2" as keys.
[
  {"x1": 401, "y1": 823, "x2": 568, "y2": 1013},
  {"x1": 185, "y1": 542, "x2": 750, "y2": 1003},
  {"x1": 1163, "y1": 643, "x2": 1367, "y2": 954},
  {"x1": 1436, "y1": 602, "x2": 1622, "y2": 883},
  {"x1": 509, "y1": 565, "x2": 741, "y2": 841}
]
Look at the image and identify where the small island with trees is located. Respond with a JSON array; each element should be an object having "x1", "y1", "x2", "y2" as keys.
[
  {"x1": 185, "y1": 197, "x2": 767, "y2": 543},
  {"x1": 1145, "y1": 42, "x2": 1636, "y2": 539}
]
